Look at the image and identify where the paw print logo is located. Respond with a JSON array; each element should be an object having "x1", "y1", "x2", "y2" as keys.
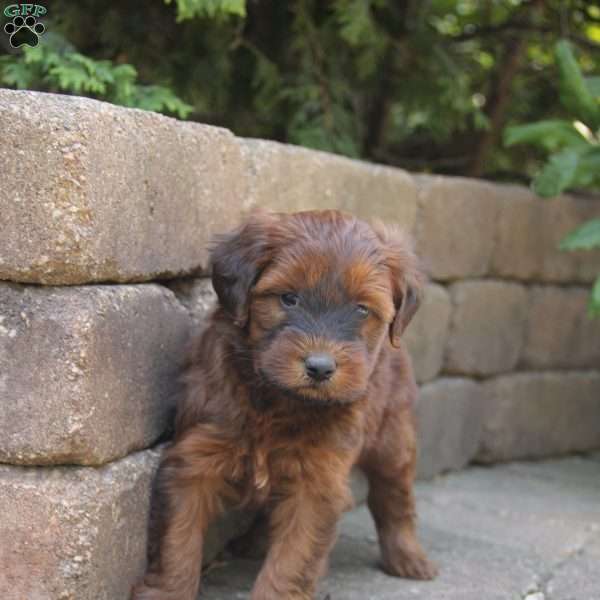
[{"x1": 4, "y1": 15, "x2": 45, "y2": 48}]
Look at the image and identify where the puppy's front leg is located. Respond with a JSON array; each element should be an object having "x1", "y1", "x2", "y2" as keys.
[
  {"x1": 361, "y1": 406, "x2": 437, "y2": 580},
  {"x1": 132, "y1": 425, "x2": 239, "y2": 600},
  {"x1": 251, "y1": 456, "x2": 352, "y2": 600}
]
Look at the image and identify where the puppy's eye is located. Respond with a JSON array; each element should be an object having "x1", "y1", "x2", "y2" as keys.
[
  {"x1": 280, "y1": 293, "x2": 299, "y2": 308},
  {"x1": 357, "y1": 304, "x2": 370, "y2": 317}
]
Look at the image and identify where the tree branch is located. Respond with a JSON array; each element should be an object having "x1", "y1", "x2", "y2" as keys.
[{"x1": 467, "y1": 0, "x2": 545, "y2": 177}]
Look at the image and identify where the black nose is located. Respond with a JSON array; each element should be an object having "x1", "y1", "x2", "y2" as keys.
[{"x1": 305, "y1": 353, "x2": 336, "y2": 382}]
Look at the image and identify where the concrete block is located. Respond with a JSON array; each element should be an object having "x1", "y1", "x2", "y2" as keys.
[
  {"x1": 0, "y1": 282, "x2": 190, "y2": 465},
  {"x1": 477, "y1": 371, "x2": 600, "y2": 463},
  {"x1": 0, "y1": 89, "x2": 247, "y2": 284},
  {"x1": 0, "y1": 449, "x2": 160, "y2": 600},
  {"x1": 242, "y1": 139, "x2": 418, "y2": 232},
  {"x1": 416, "y1": 378, "x2": 484, "y2": 479},
  {"x1": 415, "y1": 175, "x2": 500, "y2": 280},
  {"x1": 404, "y1": 283, "x2": 452, "y2": 383},
  {"x1": 522, "y1": 286, "x2": 600, "y2": 370},
  {"x1": 166, "y1": 277, "x2": 217, "y2": 328},
  {"x1": 490, "y1": 184, "x2": 600, "y2": 283},
  {"x1": 445, "y1": 281, "x2": 528, "y2": 376}
]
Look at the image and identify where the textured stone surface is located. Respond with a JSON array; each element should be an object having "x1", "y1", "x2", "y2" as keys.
[
  {"x1": 166, "y1": 277, "x2": 217, "y2": 328},
  {"x1": 477, "y1": 371, "x2": 600, "y2": 463},
  {"x1": 521, "y1": 285, "x2": 600, "y2": 370},
  {"x1": 404, "y1": 283, "x2": 452, "y2": 383},
  {"x1": 0, "y1": 449, "x2": 160, "y2": 600},
  {"x1": 0, "y1": 282, "x2": 190, "y2": 465},
  {"x1": 0, "y1": 446, "x2": 371, "y2": 600},
  {"x1": 200, "y1": 455, "x2": 600, "y2": 599},
  {"x1": 242, "y1": 139, "x2": 418, "y2": 231},
  {"x1": 416, "y1": 378, "x2": 484, "y2": 480},
  {"x1": 546, "y1": 531, "x2": 600, "y2": 600},
  {"x1": 491, "y1": 184, "x2": 600, "y2": 283},
  {"x1": 414, "y1": 175, "x2": 500, "y2": 280},
  {"x1": 0, "y1": 89, "x2": 246, "y2": 285},
  {"x1": 445, "y1": 280, "x2": 528, "y2": 376}
]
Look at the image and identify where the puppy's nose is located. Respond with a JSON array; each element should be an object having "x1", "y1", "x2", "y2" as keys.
[{"x1": 305, "y1": 353, "x2": 336, "y2": 382}]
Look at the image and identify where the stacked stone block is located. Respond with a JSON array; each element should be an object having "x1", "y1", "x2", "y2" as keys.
[{"x1": 1, "y1": 88, "x2": 599, "y2": 598}]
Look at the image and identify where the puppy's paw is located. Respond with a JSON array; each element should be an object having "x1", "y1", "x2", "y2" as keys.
[
  {"x1": 381, "y1": 551, "x2": 438, "y2": 580},
  {"x1": 130, "y1": 582, "x2": 168, "y2": 600}
]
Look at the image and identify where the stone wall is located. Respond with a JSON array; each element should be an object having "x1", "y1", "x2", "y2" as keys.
[{"x1": 1, "y1": 89, "x2": 599, "y2": 599}]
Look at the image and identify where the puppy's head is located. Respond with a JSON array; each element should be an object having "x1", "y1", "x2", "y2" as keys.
[{"x1": 210, "y1": 210, "x2": 423, "y2": 405}]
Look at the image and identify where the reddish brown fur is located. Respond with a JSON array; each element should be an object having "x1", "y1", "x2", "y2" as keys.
[{"x1": 132, "y1": 210, "x2": 436, "y2": 600}]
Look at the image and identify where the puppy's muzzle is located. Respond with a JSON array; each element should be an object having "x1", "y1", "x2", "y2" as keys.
[{"x1": 304, "y1": 353, "x2": 337, "y2": 382}]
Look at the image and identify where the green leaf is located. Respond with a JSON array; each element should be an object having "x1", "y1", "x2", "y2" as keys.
[
  {"x1": 589, "y1": 276, "x2": 600, "y2": 318},
  {"x1": 125, "y1": 85, "x2": 193, "y2": 119},
  {"x1": 0, "y1": 58, "x2": 37, "y2": 88},
  {"x1": 334, "y1": 0, "x2": 376, "y2": 46},
  {"x1": 560, "y1": 219, "x2": 600, "y2": 251},
  {"x1": 573, "y1": 146, "x2": 600, "y2": 188},
  {"x1": 555, "y1": 40, "x2": 600, "y2": 130},
  {"x1": 165, "y1": 0, "x2": 246, "y2": 20},
  {"x1": 532, "y1": 148, "x2": 581, "y2": 197},
  {"x1": 586, "y1": 76, "x2": 600, "y2": 99},
  {"x1": 504, "y1": 120, "x2": 588, "y2": 152}
]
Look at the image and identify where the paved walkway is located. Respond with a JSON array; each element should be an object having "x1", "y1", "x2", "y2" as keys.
[{"x1": 201, "y1": 454, "x2": 600, "y2": 599}]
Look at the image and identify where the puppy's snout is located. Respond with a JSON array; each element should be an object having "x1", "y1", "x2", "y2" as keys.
[{"x1": 304, "y1": 353, "x2": 336, "y2": 382}]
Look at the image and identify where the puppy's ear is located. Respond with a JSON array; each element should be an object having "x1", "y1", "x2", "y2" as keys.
[
  {"x1": 371, "y1": 221, "x2": 425, "y2": 348},
  {"x1": 210, "y1": 212, "x2": 278, "y2": 327}
]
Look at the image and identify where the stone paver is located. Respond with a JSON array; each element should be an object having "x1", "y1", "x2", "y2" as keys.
[
  {"x1": 200, "y1": 454, "x2": 600, "y2": 599},
  {"x1": 521, "y1": 286, "x2": 600, "y2": 370},
  {"x1": 0, "y1": 449, "x2": 160, "y2": 600},
  {"x1": 478, "y1": 372, "x2": 600, "y2": 463},
  {"x1": 242, "y1": 139, "x2": 418, "y2": 232},
  {"x1": 0, "y1": 283, "x2": 190, "y2": 465},
  {"x1": 0, "y1": 89, "x2": 247, "y2": 284},
  {"x1": 414, "y1": 175, "x2": 500, "y2": 281},
  {"x1": 490, "y1": 184, "x2": 600, "y2": 284},
  {"x1": 416, "y1": 378, "x2": 484, "y2": 480},
  {"x1": 445, "y1": 280, "x2": 529, "y2": 376},
  {"x1": 404, "y1": 283, "x2": 452, "y2": 384}
]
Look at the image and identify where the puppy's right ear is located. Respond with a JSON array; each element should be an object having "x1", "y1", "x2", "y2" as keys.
[
  {"x1": 371, "y1": 220, "x2": 426, "y2": 348},
  {"x1": 210, "y1": 212, "x2": 277, "y2": 327}
]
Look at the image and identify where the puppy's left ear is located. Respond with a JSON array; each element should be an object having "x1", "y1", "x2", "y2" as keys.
[
  {"x1": 372, "y1": 221, "x2": 425, "y2": 348},
  {"x1": 210, "y1": 212, "x2": 278, "y2": 327}
]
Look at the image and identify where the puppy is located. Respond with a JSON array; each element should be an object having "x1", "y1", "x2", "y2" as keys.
[{"x1": 132, "y1": 210, "x2": 436, "y2": 600}]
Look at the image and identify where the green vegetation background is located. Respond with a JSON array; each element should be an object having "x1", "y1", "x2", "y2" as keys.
[{"x1": 1, "y1": 0, "x2": 598, "y2": 183}]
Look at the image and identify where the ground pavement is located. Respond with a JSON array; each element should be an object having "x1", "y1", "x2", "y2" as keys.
[{"x1": 200, "y1": 453, "x2": 600, "y2": 599}]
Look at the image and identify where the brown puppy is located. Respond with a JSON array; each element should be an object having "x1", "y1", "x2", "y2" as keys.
[{"x1": 132, "y1": 210, "x2": 436, "y2": 600}]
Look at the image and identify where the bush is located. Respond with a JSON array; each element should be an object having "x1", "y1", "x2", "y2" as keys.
[
  {"x1": 2, "y1": 0, "x2": 599, "y2": 180},
  {"x1": 504, "y1": 40, "x2": 600, "y2": 316}
]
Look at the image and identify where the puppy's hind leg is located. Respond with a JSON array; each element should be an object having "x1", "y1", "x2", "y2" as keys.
[{"x1": 361, "y1": 406, "x2": 437, "y2": 580}]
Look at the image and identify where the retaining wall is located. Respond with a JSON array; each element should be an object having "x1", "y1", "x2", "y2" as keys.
[{"x1": 1, "y1": 89, "x2": 599, "y2": 599}]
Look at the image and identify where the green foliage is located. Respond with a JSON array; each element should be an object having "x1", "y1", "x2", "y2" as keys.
[
  {"x1": 586, "y1": 77, "x2": 600, "y2": 98},
  {"x1": 560, "y1": 219, "x2": 600, "y2": 251},
  {"x1": 532, "y1": 148, "x2": 580, "y2": 197},
  {"x1": 0, "y1": 32, "x2": 192, "y2": 118},
  {"x1": 591, "y1": 277, "x2": 600, "y2": 318},
  {"x1": 165, "y1": 0, "x2": 246, "y2": 20},
  {"x1": 555, "y1": 40, "x2": 600, "y2": 131},
  {"x1": 505, "y1": 41, "x2": 600, "y2": 198},
  {"x1": 504, "y1": 120, "x2": 588, "y2": 153},
  {"x1": 1, "y1": 1, "x2": 598, "y2": 310},
  {"x1": 504, "y1": 40, "x2": 600, "y2": 317},
  {"x1": 1, "y1": 1, "x2": 599, "y2": 174}
]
